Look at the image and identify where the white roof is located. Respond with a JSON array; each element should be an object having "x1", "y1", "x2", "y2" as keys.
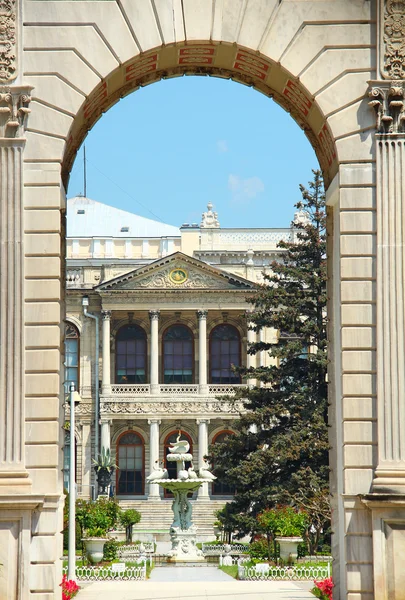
[{"x1": 67, "y1": 196, "x2": 180, "y2": 238}]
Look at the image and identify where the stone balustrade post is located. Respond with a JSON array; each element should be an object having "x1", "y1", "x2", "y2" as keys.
[
  {"x1": 149, "y1": 310, "x2": 160, "y2": 394},
  {"x1": 101, "y1": 310, "x2": 111, "y2": 394},
  {"x1": 148, "y1": 419, "x2": 161, "y2": 499},
  {"x1": 197, "y1": 310, "x2": 208, "y2": 394},
  {"x1": 196, "y1": 419, "x2": 210, "y2": 499}
]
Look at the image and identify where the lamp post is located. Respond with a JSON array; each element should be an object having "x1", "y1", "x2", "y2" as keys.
[
  {"x1": 82, "y1": 296, "x2": 100, "y2": 483},
  {"x1": 67, "y1": 383, "x2": 81, "y2": 582}
]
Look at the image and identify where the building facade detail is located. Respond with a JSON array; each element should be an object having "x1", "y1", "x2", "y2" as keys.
[
  {"x1": 0, "y1": 0, "x2": 17, "y2": 83},
  {"x1": 381, "y1": 0, "x2": 405, "y2": 80},
  {"x1": 369, "y1": 84, "x2": 405, "y2": 133}
]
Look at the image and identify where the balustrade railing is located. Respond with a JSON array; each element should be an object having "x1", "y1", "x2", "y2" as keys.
[
  {"x1": 159, "y1": 384, "x2": 199, "y2": 395},
  {"x1": 63, "y1": 563, "x2": 146, "y2": 581},
  {"x1": 110, "y1": 384, "x2": 151, "y2": 395},
  {"x1": 202, "y1": 543, "x2": 249, "y2": 555},
  {"x1": 208, "y1": 384, "x2": 246, "y2": 395},
  {"x1": 237, "y1": 559, "x2": 331, "y2": 581}
]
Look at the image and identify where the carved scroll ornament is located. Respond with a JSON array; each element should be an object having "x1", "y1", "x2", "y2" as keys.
[
  {"x1": 369, "y1": 84, "x2": 405, "y2": 134},
  {"x1": 0, "y1": 88, "x2": 31, "y2": 137},
  {"x1": 382, "y1": 0, "x2": 405, "y2": 79},
  {"x1": 0, "y1": 0, "x2": 16, "y2": 83}
]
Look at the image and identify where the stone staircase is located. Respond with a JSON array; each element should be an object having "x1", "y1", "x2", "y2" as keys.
[{"x1": 118, "y1": 498, "x2": 228, "y2": 542}]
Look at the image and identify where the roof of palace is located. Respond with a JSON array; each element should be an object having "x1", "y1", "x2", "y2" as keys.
[
  {"x1": 96, "y1": 252, "x2": 255, "y2": 292},
  {"x1": 67, "y1": 196, "x2": 180, "y2": 238}
]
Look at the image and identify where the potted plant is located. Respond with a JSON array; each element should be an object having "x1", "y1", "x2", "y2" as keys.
[
  {"x1": 258, "y1": 506, "x2": 309, "y2": 563},
  {"x1": 76, "y1": 497, "x2": 122, "y2": 563},
  {"x1": 92, "y1": 448, "x2": 118, "y2": 495}
]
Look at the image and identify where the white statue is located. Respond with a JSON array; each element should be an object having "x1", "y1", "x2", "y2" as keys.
[
  {"x1": 200, "y1": 202, "x2": 220, "y2": 228},
  {"x1": 146, "y1": 460, "x2": 168, "y2": 481},
  {"x1": 188, "y1": 463, "x2": 198, "y2": 479},
  {"x1": 168, "y1": 431, "x2": 190, "y2": 454},
  {"x1": 198, "y1": 459, "x2": 217, "y2": 481}
]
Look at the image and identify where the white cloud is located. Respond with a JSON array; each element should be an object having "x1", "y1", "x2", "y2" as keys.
[
  {"x1": 227, "y1": 174, "x2": 265, "y2": 204},
  {"x1": 217, "y1": 139, "x2": 228, "y2": 153}
]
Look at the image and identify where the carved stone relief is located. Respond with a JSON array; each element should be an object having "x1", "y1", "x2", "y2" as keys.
[
  {"x1": 0, "y1": 88, "x2": 31, "y2": 138},
  {"x1": 0, "y1": 0, "x2": 16, "y2": 83},
  {"x1": 382, "y1": 0, "x2": 405, "y2": 79},
  {"x1": 369, "y1": 84, "x2": 405, "y2": 134}
]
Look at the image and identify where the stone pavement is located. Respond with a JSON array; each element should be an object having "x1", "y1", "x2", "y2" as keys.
[{"x1": 76, "y1": 566, "x2": 315, "y2": 600}]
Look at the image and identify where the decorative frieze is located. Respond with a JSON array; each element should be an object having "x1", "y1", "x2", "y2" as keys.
[
  {"x1": 381, "y1": 0, "x2": 405, "y2": 80},
  {"x1": 0, "y1": 0, "x2": 17, "y2": 83},
  {"x1": 0, "y1": 87, "x2": 31, "y2": 138},
  {"x1": 99, "y1": 400, "x2": 245, "y2": 417},
  {"x1": 369, "y1": 84, "x2": 405, "y2": 134}
]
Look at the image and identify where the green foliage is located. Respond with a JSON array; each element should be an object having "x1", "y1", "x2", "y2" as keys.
[
  {"x1": 248, "y1": 538, "x2": 275, "y2": 561},
  {"x1": 208, "y1": 171, "x2": 330, "y2": 539},
  {"x1": 103, "y1": 539, "x2": 119, "y2": 561},
  {"x1": 120, "y1": 508, "x2": 142, "y2": 543},
  {"x1": 76, "y1": 497, "x2": 122, "y2": 537},
  {"x1": 218, "y1": 565, "x2": 238, "y2": 579},
  {"x1": 120, "y1": 509, "x2": 141, "y2": 528},
  {"x1": 258, "y1": 506, "x2": 309, "y2": 537}
]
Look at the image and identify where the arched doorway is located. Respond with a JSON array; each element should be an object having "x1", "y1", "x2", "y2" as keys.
[
  {"x1": 1, "y1": 4, "x2": 383, "y2": 598},
  {"x1": 211, "y1": 430, "x2": 236, "y2": 496},
  {"x1": 116, "y1": 431, "x2": 145, "y2": 496}
]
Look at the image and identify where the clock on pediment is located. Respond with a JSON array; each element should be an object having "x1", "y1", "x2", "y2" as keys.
[{"x1": 169, "y1": 268, "x2": 188, "y2": 284}]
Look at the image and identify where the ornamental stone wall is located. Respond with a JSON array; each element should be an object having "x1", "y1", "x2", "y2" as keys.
[{"x1": 0, "y1": 1, "x2": 404, "y2": 598}]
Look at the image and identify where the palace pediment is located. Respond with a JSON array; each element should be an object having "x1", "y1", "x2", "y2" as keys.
[{"x1": 96, "y1": 252, "x2": 254, "y2": 292}]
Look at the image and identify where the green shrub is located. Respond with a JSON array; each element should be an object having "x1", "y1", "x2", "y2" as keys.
[
  {"x1": 103, "y1": 539, "x2": 119, "y2": 561},
  {"x1": 248, "y1": 538, "x2": 275, "y2": 561},
  {"x1": 76, "y1": 497, "x2": 122, "y2": 537},
  {"x1": 120, "y1": 509, "x2": 141, "y2": 543}
]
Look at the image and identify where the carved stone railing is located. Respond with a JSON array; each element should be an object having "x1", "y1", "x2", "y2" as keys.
[
  {"x1": 111, "y1": 384, "x2": 151, "y2": 395},
  {"x1": 208, "y1": 384, "x2": 246, "y2": 395},
  {"x1": 66, "y1": 269, "x2": 83, "y2": 286},
  {"x1": 159, "y1": 384, "x2": 199, "y2": 395}
]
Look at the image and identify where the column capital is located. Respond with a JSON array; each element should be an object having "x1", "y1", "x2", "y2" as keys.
[
  {"x1": 369, "y1": 82, "x2": 405, "y2": 135},
  {"x1": 101, "y1": 309, "x2": 112, "y2": 320},
  {"x1": 148, "y1": 419, "x2": 161, "y2": 425},
  {"x1": 0, "y1": 87, "x2": 33, "y2": 139},
  {"x1": 149, "y1": 310, "x2": 160, "y2": 321},
  {"x1": 197, "y1": 310, "x2": 208, "y2": 320},
  {"x1": 196, "y1": 418, "x2": 210, "y2": 425}
]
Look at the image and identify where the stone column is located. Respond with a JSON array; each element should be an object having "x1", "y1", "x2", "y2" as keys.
[
  {"x1": 246, "y1": 312, "x2": 256, "y2": 388},
  {"x1": 101, "y1": 310, "x2": 111, "y2": 394},
  {"x1": 197, "y1": 310, "x2": 208, "y2": 394},
  {"x1": 149, "y1": 310, "x2": 160, "y2": 394},
  {"x1": 369, "y1": 84, "x2": 405, "y2": 493},
  {"x1": 196, "y1": 419, "x2": 210, "y2": 499},
  {"x1": 148, "y1": 419, "x2": 161, "y2": 500},
  {"x1": 100, "y1": 420, "x2": 111, "y2": 454},
  {"x1": 0, "y1": 88, "x2": 32, "y2": 494}
]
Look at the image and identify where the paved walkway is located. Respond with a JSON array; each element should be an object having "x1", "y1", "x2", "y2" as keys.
[{"x1": 76, "y1": 567, "x2": 315, "y2": 600}]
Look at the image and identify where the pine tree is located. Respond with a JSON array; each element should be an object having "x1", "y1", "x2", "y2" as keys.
[{"x1": 209, "y1": 170, "x2": 329, "y2": 540}]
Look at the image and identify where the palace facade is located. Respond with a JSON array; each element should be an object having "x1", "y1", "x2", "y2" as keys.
[{"x1": 65, "y1": 195, "x2": 298, "y2": 538}]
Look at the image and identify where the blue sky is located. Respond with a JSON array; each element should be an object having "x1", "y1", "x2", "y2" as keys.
[{"x1": 68, "y1": 76, "x2": 318, "y2": 229}]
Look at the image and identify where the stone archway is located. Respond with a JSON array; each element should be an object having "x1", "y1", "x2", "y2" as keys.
[{"x1": 1, "y1": 1, "x2": 404, "y2": 599}]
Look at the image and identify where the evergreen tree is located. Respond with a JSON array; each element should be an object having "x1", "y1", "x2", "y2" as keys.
[{"x1": 209, "y1": 170, "x2": 329, "y2": 539}]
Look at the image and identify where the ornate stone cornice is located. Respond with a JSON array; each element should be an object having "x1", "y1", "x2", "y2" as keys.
[
  {"x1": 369, "y1": 83, "x2": 405, "y2": 134},
  {"x1": 381, "y1": 0, "x2": 405, "y2": 80},
  {"x1": 0, "y1": 87, "x2": 32, "y2": 138},
  {"x1": 149, "y1": 309, "x2": 160, "y2": 321},
  {"x1": 197, "y1": 310, "x2": 208, "y2": 320},
  {"x1": 0, "y1": 0, "x2": 17, "y2": 84}
]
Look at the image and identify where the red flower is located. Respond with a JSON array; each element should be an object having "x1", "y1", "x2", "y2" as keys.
[
  {"x1": 314, "y1": 577, "x2": 333, "y2": 600},
  {"x1": 60, "y1": 575, "x2": 80, "y2": 600}
]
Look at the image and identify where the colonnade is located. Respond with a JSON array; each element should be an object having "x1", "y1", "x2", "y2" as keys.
[{"x1": 100, "y1": 309, "x2": 246, "y2": 393}]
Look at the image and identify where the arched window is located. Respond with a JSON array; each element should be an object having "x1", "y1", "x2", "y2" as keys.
[
  {"x1": 115, "y1": 325, "x2": 147, "y2": 384},
  {"x1": 210, "y1": 324, "x2": 241, "y2": 384},
  {"x1": 116, "y1": 431, "x2": 145, "y2": 495},
  {"x1": 164, "y1": 431, "x2": 193, "y2": 497},
  {"x1": 65, "y1": 323, "x2": 79, "y2": 391},
  {"x1": 163, "y1": 325, "x2": 193, "y2": 384},
  {"x1": 212, "y1": 430, "x2": 236, "y2": 496}
]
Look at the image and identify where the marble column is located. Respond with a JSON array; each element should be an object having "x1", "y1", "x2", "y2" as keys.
[
  {"x1": 246, "y1": 312, "x2": 256, "y2": 388},
  {"x1": 197, "y1": 310, "x2": 208, "y2": 394},
  {"x1": 148, "y1": 419, "x2": 161, "y2": 500},
  {"x1": 197, "y1": 419, "x2": 210, "y2": 499},
  {"x1": 149, "y1": 310, "x2": 160, "y2": 394},
  {"x1": 0, "y1": 88, "x2": 32, "y2": 494},
  {"x1": 101, "y1": 310, "x2": 111, "y2": 394},
  {"x1": 100, "y1": 420, "x2": 111, "y2": 454},
  {"x1": 369, "y1": 85, "x2": 405, "y2": 492}
]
